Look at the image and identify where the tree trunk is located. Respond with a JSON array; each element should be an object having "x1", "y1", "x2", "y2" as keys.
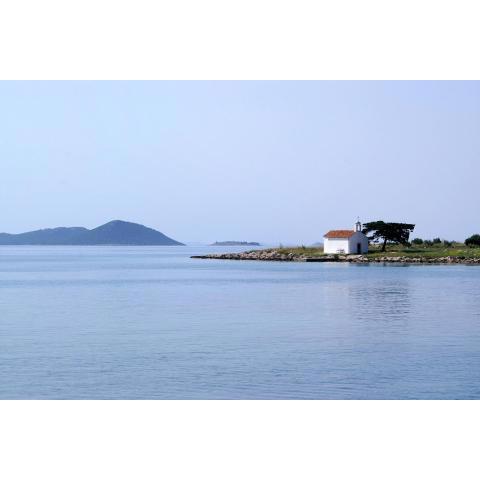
[{"x1": 381, "y1": 237, "x2": 387, "y2": 252}]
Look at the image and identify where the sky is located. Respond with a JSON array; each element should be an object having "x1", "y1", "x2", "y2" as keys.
[{"x1": 0, "y1": 81, "x2": 479, "y2": 244}]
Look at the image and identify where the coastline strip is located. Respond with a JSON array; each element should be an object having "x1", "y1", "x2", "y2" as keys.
[{"x1": 191, "y1": 252, "x2": 480, "y2": 264}]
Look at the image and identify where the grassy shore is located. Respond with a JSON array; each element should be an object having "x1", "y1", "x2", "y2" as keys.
[{"x1": 272, "y1": 243, "x2": 480, "y2": 259}]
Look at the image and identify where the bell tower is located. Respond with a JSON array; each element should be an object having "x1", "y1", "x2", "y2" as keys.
[{"x1": 355, "y1": 218, "x2": 362, "y2": 232}]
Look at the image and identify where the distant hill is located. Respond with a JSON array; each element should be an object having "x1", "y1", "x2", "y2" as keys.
[
  {"x1": 0, "y1": 220, "x2": 184, "y2": 246},
  {"x1": 211, "y1": 241, "x2": 261, "y2": 246}
]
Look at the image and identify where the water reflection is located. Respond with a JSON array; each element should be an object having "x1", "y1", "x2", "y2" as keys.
[
  {"x1": 348, "y1": 279, "x2": 411, "y2": 323},
  {"x1": 319, "y1": 269, "x2": 412, "y2": 325}
]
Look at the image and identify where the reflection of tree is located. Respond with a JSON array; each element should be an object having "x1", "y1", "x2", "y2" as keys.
[{"x1": 348, "y1": 277, "x2": 411, "y2": 324}]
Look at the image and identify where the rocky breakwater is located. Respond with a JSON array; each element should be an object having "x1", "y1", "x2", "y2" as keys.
[
  {"x1": 191, "y1": 251, "x2": 359, "y2": 262},
  {"x1": 191, "y1": 250, "x2": 299, "y2": 261},
  {"x1": 191, "y1": 250, "x2": 480, "y2": 264},
  {"x1": 368, "y1": 255, "x2": 480, "y2": 264}
]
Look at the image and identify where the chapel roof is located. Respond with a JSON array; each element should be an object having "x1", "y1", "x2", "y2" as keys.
[{"x1": 323, "y1": 230, "x2": 356, "y2": 239}]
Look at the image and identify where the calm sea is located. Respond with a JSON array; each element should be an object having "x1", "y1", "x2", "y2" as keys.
[{"x1": 1, "y1": 246, "x2": 479, "y2": 399}]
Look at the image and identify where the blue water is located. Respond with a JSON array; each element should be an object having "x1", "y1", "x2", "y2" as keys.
[{"x1": 1, "y1": 246, "x2": 479, "y2": 399}]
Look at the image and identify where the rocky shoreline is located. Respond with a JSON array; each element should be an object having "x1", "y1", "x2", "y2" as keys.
[{"x1": 191, "y1": 251, "x2": 480, "y2": 264}]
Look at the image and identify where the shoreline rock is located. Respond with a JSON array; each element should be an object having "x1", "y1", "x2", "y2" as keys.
[{"x1": 191, "y1": 251, "x2": 480, "y2": 264}]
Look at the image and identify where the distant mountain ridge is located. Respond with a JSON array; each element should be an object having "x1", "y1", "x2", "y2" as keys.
[{"x1": 0, "y1": 220, "x2": 184, "y2": 245}]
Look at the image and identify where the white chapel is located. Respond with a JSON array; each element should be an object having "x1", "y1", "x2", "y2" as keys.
[{"x1": 323, "y1": 220, "x2": 369, "y2": 254}]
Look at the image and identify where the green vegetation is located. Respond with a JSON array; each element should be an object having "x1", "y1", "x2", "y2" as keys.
[
  {"x1": 365, "y1": 242, "x2": 480, "y2": 259},
  {"x1": 273, "y1": 246, "x2": 326, "y2": 258},
  {"x1": 465, "y1": 234, "x2": 480, "y2": 247},
  {"x1": 262, "y1": 242, "x2": 480, "y2": 260}
]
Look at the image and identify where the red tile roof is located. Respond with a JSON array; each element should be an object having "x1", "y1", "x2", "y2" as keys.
[{"x1": 324, "y1": 230, "x2": 355, "y2": 239}]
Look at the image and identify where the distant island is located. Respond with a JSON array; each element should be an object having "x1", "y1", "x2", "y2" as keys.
[
  {"x1": 210, "y1": 241, "x2": 261, "y2": 246},
  {"x1": 0, "y1": 220, "x2": 184, "y2": 246}
]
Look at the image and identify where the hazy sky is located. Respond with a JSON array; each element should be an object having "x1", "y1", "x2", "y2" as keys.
[{"x1": 1, "y1": 81, "x2": 479, "y2": 244}]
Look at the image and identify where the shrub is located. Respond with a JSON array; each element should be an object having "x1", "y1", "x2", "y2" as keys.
[
  {"x1": 432, "y1": 237, "x2": 442, "y2": 244},
  {"x1": 443, "y1": 240, "x2": 453, "y2": 248},
  {"x1": 465, "y1": 234, "x2": 480, "y2": 247},
  {"x1": 412, "y1": 238, "x2": 424, "y2": 245},
  {"x1": 424, "y1": 240, "x2": 433, "y2": 247}
]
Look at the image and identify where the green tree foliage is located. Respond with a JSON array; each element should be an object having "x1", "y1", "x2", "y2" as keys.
[
  {"x1": 465, "y1": 234, "x2": 480, "y2": 247},
  {"x1": 412, "y1": 238, "x2": 424, "y2": 245},
  {"x1": 362, "y1": 221, "x2": 415, "y2": 252},
  {"x1": 432, "y1": 237, "x2": 442, "y2": 244}
]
